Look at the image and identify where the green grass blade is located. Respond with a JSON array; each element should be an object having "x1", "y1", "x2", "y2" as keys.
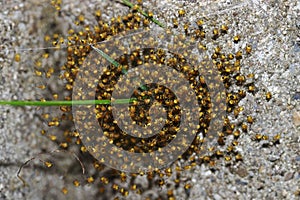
[
  {"x1": 0, "y1": 99, "x2": 137, "y2": 107},
  {"x1": 91, "y1": 45, "x2": 120, "y2": 67},
  {"x1": 91, "y1": 45, "x2": 128, "y2": 75},
  {"x1": 121, "y1": 0, "x2": 165, "y2": 28}
]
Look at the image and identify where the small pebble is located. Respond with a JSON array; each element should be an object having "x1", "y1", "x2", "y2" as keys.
[
  {"x1": 235, "y1": 167, "x2": 248, "y2": 178},
  {"x1": 293, "y1": 92, "x2": 300, "y2": 100},
  {"x1": 213, "y1": 193, "x2": 223, "y2": 200},
  {"x1": 235, "y1": 179, "x2": 248, "y2": 185},
  {"x1": 293, "y1": 111, "x2": 300, "y2": 126},
  {"x1": 284, "y1": 172, "x2": 294, "y2": 181},
  {"x1": 268, "y1": 155, "x2": 280, "y2": 162}
]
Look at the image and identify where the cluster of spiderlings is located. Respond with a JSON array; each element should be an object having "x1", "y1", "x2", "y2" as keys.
[{"x1": 31, "y1": 3, "x2": 281, "y2": 199}]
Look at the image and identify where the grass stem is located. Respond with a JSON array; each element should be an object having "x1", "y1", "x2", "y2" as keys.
[
  {"x1": 121, "y1": 0, "x2": 165, "y2": 28},
  {"x1": 0, "y1": 99, "x2": 136, "y2": 107}
]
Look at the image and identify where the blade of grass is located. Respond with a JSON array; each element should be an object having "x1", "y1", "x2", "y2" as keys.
[
  {"x1": 0, "y1": 96, "x2": 154, "y2": 107},
  {"x1": 91, "y1": 45, "x2": 120, "y2": 67},
  {"x1": 121, "y1": 0, "x2": 165, "y2": 28},
  {"x1": 0, "y1": 99, "x2": 136, "y2": 106},
  {"x1": 91, "y1": 45, "x2": 128, "y2": 74}
]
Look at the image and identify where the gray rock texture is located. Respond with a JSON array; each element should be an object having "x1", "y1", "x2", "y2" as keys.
[{"x1": 0, "y1": 0, "x2": 299, "y2": 199}]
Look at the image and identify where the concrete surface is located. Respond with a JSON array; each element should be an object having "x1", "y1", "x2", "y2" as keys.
[{"x1": 0, "y1": 0, "x2": 299, "y2": 199}]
